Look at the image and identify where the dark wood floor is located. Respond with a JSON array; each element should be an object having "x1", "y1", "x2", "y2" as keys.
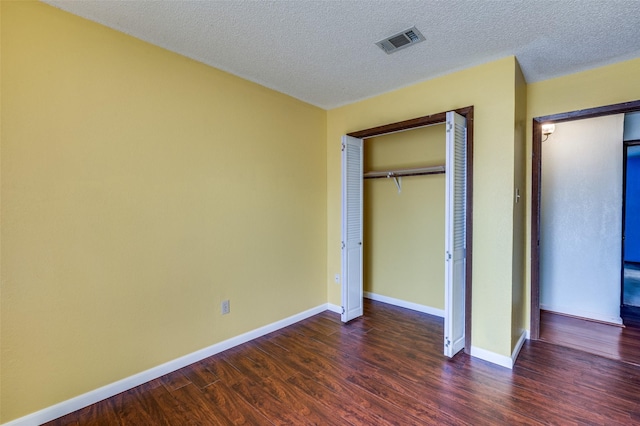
[
  {"x1": 46, "y1": 300, "x2": 640, "y2": 425},
  {"x1": 540, "y1": 309, "x2": 640, "y2": 366}
]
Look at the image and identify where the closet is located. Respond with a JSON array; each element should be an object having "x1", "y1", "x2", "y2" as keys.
[
  {"x1": 363, "y1": 125, "x2": 446, "y2": 314},
  {"x1": 341, "y1": 110, "x2": 470, "y2": 358}
]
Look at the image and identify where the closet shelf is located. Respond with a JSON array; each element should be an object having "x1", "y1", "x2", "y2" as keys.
[{"x1": 363, "y1": 165, "x2": 445, "y2": 179}]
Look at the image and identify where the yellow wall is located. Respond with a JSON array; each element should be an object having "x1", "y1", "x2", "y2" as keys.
[
  {"x1": 524, "y1": 57, "x2": 640, "y2": 329},
  {"x1": 0, "y1": 1, "x2": 3, "y2": 418},
  {"x1": 0, "y1": 2, "x2": 326, "y2": 422},
  {"x1": 364, "y1": 126, "x2": 445, "y2": 309},
  {"x1": 511, "y1": 60, "x2": 528, "y2": 349},
  {"x1": 527, "y1": 58, "x2": 640, "y2": 120},
  {"x1": 5, "y1": 2, "x2": 638, "y2": 422},
  {"x1": 327, "y1": 57, "x2": 521, "y2": 358}
]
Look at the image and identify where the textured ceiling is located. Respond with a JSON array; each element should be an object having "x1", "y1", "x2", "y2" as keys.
[{"x1": 43, "y1": 0, "x2": 640, "y2": 109}]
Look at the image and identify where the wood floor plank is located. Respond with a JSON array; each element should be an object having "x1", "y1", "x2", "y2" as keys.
[
  {"x1": 180, "y1": 360, "x2": 219, "y2": 389},
  {"x1": 200, "y1": 381, "x2": 273, "y2": 425},
  {"x1": 255, "y1": 375, "x2": 352, "y2": 425},
  {"x1": 159, "y1": 369, "x2": 191, "y2": 392},
  {"x1": 44, "y1": 300, "x2": 640, "y2": 425},
  {"x1": 225, "y1": 344, "x2": 298, "y2": 381},
  {"x1": 540, "y1": 310, "x2": 640, "y2": 366},
  {"x1": 252, "y1": 338, "x2": 321, "y2": 379},
  {"x1": 343, "y1": 369, "x2": 467, "y2": 425},
  {"x1": 169, "y1": 383, "x2": 236, "y2": 425},
  {"x1": 285, "y1": 373, "x2": 393, "y2": 426},
  {"x1": 230, "y1": 377, "x2": 315, "y2": 425},
  {"x1": 305, "y1": 367, "x2": 432, "y2": 426},
  {"x1": 112, "y1": 385, "x2": 172, "y2": 425},
  {"x1": 143, "y1": 383, "x2": 201, "y2": 426},
  {"x1": 70, "y1": 397, "x2": 121, "y2": 426},
  {"x1": 199, "y1": 356, "x2": 247, "y2": 387}
]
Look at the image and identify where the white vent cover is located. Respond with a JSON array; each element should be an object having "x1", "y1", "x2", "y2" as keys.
[{"x1": 376, "y1": 26, "x2": 426, "y2": 54}]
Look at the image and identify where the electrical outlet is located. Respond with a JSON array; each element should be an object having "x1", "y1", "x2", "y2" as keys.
[
  {"x1": 221, "y1": 299, "x2": 230, "y2": 315},
  {"x1": 334, "y1": 274, "x2": 340, "y2": 284}
]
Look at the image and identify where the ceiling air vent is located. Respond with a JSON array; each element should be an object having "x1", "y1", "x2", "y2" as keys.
[{"x1": 376, "y1": 26, "x2": 425, "y2": 54}]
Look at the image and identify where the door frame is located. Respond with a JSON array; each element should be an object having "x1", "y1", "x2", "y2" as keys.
[
  {"x1": 347, "y1": 106, "x2": 474, "y2": 354},
  {"x1": 530, "y1": 100, "x2": 640, "y2": 339}
]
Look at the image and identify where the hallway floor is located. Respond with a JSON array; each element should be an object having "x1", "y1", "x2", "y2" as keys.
[{"x1": 540, "y1": 310, "x2": 640, "y2": 366}]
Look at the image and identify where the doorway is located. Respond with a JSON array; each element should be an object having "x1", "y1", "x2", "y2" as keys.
[
  {"x1": 622, "y1": 142, "x2": 640, "y2": 323},
  {"x1": 341, "y1": 106, "x2": 474, "y2": 355},
  {"x1": 531, "y1": 100, "x2": 640, "y2": 339},
  {"x1": 539, "y1": 115, "x2": 624, "y2": 324}
]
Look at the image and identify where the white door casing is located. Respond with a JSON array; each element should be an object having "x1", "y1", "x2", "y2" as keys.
[
  {"x1": 341, "y1": 135, "x2": 364, "y2": 322},
  {"x1": 444, "y1": 111, "x2": 467, "y2": 357}
]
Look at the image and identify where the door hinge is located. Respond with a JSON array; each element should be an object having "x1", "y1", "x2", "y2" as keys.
[
  {"x1": 341, "y1": 143, "x2": 345, "y2": 151},
  {"x1": 341, "y1": 241, "x2": 345, "y2": 249},
  {"x1": 445, "y1": 338, "x2": 451, "y2": 347},
  {"x1": 446, "y1": 251, "x2": 452, "y2": 260},
  {"x1": 341, "y1": 306, "x2": 345, "y2": 315},
  {"x1": 446, "y1": 123, "x2": 453, "y2": 132}
]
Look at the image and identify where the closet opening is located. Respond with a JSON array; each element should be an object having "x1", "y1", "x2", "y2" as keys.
[{"x1": 340, "y1": 106, "x2": 474, "y2": 356}]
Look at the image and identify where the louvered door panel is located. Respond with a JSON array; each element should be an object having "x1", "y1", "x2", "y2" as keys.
[
  {"x1": 444, "y1": 111, "x2": 467, "y2": 357},
  {"x1": 341, "y1": 135, "x2": 363, "y2": 322}
]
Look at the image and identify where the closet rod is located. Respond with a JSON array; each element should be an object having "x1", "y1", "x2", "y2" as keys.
[{"x1": 363, "y1": 165, "x2": 445, "y2": 179}]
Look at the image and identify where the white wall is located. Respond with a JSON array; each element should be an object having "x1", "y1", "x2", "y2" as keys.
[
  {"x1": 540, "y1": 114, "x2": 624, "y2": 324},
  {"x1": 624, "y1": 111, "x2": 640, "y2": 141}
]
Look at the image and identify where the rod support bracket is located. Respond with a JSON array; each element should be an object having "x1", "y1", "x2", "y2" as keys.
[{"x1": 388, "y1": 173, "x2": 402, "y2": 193}]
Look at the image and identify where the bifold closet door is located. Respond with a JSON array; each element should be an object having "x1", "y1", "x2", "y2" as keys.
[
  {"x1": 341, "y1": 135, "x2": 363, "y2": 322},
  {"x1": 444, "y1": 111, "x2": 467, "y2": 357}
]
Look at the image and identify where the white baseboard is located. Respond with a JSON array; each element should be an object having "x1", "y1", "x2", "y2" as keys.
[
  {"x1": 364, "y1": 292, "x2": 444, "y2": 317},
  {"x1": 3, "y1": 303, "x2": 331, "y2": 426},
  {"x1": 511, "y1": 330, "x2": 527, "y2": 365},
  {"x1": 470, "y1": 329, "x2": 527, "y2": 370},
  {"x1": 540, "y1": 303, "x2": 623, "y2": 325},
  {"x1": 470, "y1": 346, "x2": 513, "y2": 369},
  {"x1": 327, "y1": 303, "x2": 342, "y2": 314}
]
